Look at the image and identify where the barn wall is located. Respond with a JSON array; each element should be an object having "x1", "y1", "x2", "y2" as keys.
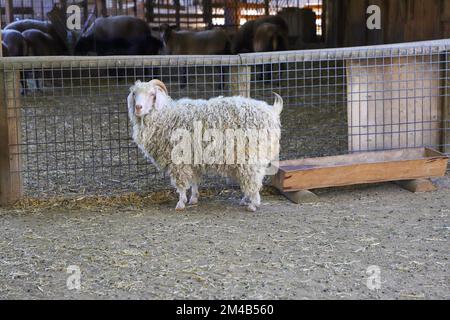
[{"x1": 325, "y1": 0, "x2": 450, "y2": 47}]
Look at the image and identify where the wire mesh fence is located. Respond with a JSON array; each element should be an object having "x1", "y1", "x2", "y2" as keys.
[{"x1": 0, "y1": 39, "x2": 449, "y2": 201}]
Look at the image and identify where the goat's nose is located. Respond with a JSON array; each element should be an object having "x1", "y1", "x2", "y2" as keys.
[{"x1": 135, "y1": 104, "x2": 142, "y2": 111}]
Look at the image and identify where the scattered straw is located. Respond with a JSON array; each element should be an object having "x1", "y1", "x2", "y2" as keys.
[{"x1": 11, "y1": 186, "x2": 280, "y2": 211}]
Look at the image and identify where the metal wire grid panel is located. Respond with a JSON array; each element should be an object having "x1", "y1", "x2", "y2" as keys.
[{"x1": 0, "y1": 39, "x2": 449, "y2": 199}]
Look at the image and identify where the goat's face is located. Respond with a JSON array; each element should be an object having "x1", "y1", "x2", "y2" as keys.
[{"x1": 128, "y1": 80, "x2": 169, "y2": 118}]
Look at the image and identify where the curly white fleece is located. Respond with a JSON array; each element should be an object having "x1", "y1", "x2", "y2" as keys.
[{"x1": 128, "y1": 82, "x2": 283, "y2": 211}]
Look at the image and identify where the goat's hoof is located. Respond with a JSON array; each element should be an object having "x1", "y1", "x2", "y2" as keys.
[
  {"x1": 175, "y1": 202, "x2": 185, "y2": 211},
  {"x1": 246, "y1": 204, "x2": 257, "y2": 212},
  {"x1": 189, "y1": 197, "x2": 198, "y2": 205},
  {"x1": 239, "y1": 198, "x2": 248, "y2": 206}
]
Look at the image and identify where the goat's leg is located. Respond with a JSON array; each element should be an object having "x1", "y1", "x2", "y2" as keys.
[
  {"x1": 170, "y1": 168, "x2": 194, "y2": 210},
  {"x1": 247, "y1": 192, "x2": 261, "y2": 211},
  {"x1": 189, "y1": 183, "x2": 199, "y2": 205},
  {"x1": 175, "y1": 186, "x2": 188, "y2": 211},
  {"x1": 239, "y1": 167, "x2": 265, "y2": 212},
  {"x1": 239, "y1": 195, "x2": 249, "y2": 206}
]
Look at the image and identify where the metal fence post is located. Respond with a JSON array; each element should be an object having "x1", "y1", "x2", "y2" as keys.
[{"x1": 0, "y1": 66, "x2": 23, "y2": 205}]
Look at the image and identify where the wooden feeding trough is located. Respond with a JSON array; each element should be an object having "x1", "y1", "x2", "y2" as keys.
[{"x1": 272, "y1": 148, "x2": 448, "y2": 203}]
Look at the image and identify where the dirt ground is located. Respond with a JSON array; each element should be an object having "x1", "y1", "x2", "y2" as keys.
[{"x1": 0, "y1": 174, "x2": 448, "y2": 300}]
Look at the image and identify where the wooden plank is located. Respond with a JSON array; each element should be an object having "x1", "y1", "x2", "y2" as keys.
[
  {"x1": 174, "y1": 0, "x2": 180, "y2": 28},
  {"x1": 152, "y1": 3, "x2": 186, "y2": 10},
  {"x1": 264, "y1": 0, "x2": 269, "y2": 16},
  {"x1": 111, "y1": 0, "x2": 118, "y2": 16},
  {"x1": 395, "y1": 179, "x2": 437, "y2": 193},
  {"x1": 347, "y1": 55, "x2": 442, "y2": 152},
  {"x1": 0, "y1": 8, "x2": 34, "y2": 16},
  {"x1": 280, "y1": 148, "x2": 430, "y2": 168},
  {"x1": 145, "y1": 0, "x2": 154, "y2": 23},
  {"x1": 95, "y1": 0, "x2": 107, "y2": 17},
  {"x1": 273, "y1": 148, "x2": 448, "y2": 192},
  {"x1": 0, "y1": 11, "x2": 3, "y2": 57},
  {"x1": 202, "y1": 0, "x2": 212, "y2": 28},
  {"x1": 343, "y1": 0, "x2": 366, "y2": 46},
  {"x1": 0, "y1": 70, "x2": 23, "y2": 205},
  {"x1": 151, "y1": 13, "x2": 204, "y2": 20}
]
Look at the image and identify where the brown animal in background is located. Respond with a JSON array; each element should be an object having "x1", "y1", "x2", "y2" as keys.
[
  {"x1": 253, "y1": 22, "x2": 289, "y2": 53},
  {"x1": 160, "y1": 24, "x2": 231, "y2": 55},
  {"x1": 232, "y1": 15, "x2": 289, "y2": 53},
  {"x1": 1, "y1": 42, "x2": 8, "y2": 56},
  {"x1": 160, "y1": 24, "x2": 231, "y2": 89}
]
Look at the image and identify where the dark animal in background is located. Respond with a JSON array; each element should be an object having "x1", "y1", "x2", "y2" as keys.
[
  {"x1": 4, "y1": 19, "x2": 68, "y2": 54},
  {"x1": 160, "y1": 23, "x2": 231, "y2": 90},
  {"x1": 1, "y1": 30, "x2": 28, "y2": 93},
  {"x1": 22, "y1": 29, "x2": 67, "y2": 90},
  {"x1": 1, "y1": 30, "x2": 28, "y2": 57},
  {"x1": 232, "y1": 16, "x2": 289, "y2": 83},
  {"x1": 74, "y1": 16, "x2": 162, "y2": 55},
  {"x1": 253, "y1": 22, "x2": 289, "y2": 53},
  {"x1": 232, "y1": 15, "x2": 289, "y2": 54},
  {"x1": 22, "y1": 29, "x2": 66, "y2": 56},
  {"x1": 1, "y1": 42, "x2": 8, "y2": 57}
]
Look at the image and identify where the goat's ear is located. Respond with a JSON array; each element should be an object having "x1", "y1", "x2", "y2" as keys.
[
  {"x1": 127, "y1": 91, "x2": 135, "y2": 114},
  {"x1": 154, "y1": 87, "x2": 168, "y2": 111}
]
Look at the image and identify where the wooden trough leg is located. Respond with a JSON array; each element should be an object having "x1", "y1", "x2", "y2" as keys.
[
  {"x1": 280, "y1": 190, "x2": 319, "y2": 204},
  {"x1": 394, "y1": 179, "x2": 437, "y2": 193}
]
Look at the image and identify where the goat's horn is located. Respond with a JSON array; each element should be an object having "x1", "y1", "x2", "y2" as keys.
[{"x1": 149, "y1": 79, "x2": 168, "y2": 95}]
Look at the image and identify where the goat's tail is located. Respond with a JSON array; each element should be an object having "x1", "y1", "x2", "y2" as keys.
[{"x1": 272, "y1": 92, "x2": 283, "y2": 115}]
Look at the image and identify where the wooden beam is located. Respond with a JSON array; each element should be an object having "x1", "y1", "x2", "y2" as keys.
[
  {"x1": 202, "y1": 0, "x2": 212, "y2": 29},
  {"x1": 174, "y1": 0, "x2": 181, "y2": 29},
  {"x1": 0, "y1": 9, "x2": 3, "y2": 57},
  {"x1": 145, "y1": 0, "x2": 154, "y2": 23},
  {"x1": 395, "y1": 179, "x2": 437, "y2": 193},
  {"x1": 5, "y1": 0, "x2": 14, "y2": 24},
  {"x1": 95, "y1": 0, "x2": 107, "y2": 17},
  {"x1": 0, "y1": 70, "x2": 23, "y2": 205},
  {"x1": 111, "y1": 0, "x2": 118, "y2": 16},
  {"x1": 280, "y1": 190, "x2": 319, "y2": 204},
  {"x1": 264, "y1": 0, "x2": 270, "y2": 16}
]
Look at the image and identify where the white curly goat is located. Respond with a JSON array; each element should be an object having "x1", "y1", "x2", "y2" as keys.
[{"x1": 127, "y1": 79, "x2": 283, "y2": 211}]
